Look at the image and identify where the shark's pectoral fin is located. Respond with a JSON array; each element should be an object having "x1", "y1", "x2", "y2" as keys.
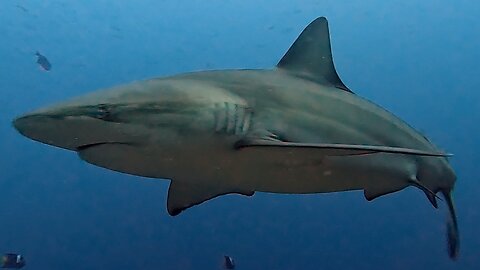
[
  {"x1": 167, "y1": 180, "x2": 254, "y2": 216},
  {"x1": 363, "y1": 184, "x2": 407, "y2": 201},
  {"x1": 235, "y1": 138, "x2": 451, "y2": 157}
]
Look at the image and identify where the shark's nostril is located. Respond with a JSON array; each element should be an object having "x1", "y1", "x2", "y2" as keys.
[{"x1": 76, "y1": 142, "x2": 134, "y2": 151}]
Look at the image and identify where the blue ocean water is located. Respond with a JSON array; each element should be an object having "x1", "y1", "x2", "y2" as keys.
[{"x1": 1, "y1": 0, "x2": 479, "y2": 269}]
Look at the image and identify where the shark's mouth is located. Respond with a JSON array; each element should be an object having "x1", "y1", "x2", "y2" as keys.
[
  {"x1": 75, "y1": 141, "x2": 165, "y2": 179},
  {"x1": 76, "y1": 142, "x2": 135, "y2": 151}
]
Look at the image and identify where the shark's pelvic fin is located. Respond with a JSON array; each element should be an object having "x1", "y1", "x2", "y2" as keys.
[
  {"x1": 235, "y1": 138, "x2": 452, "y2": 157},
  {"x1": 276, "y1": 17, "x2": 351, "y2": 92},
  {"x1": 167, "y1": 181, "x2": 254, "y2": 216}
]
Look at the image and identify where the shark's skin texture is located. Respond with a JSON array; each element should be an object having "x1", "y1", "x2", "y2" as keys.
[{"x1": 13, "y1": 17, "x2": 459, "y2": 259}]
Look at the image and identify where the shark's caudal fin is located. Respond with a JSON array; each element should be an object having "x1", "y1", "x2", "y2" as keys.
[
  {"x1": 277, "y1": 17, "x2": 351, "y2": 92},
  {"x1": 442, "y1": 189, "x2": 459, "y2": 260}
]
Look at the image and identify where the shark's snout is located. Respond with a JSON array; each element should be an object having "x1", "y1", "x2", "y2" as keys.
[
  {"x1": 13, "y1": 115, "x2": 34, "y2": 137},
  {"x1": 13, "y1": 114, "x2": 49, "y2": 141},
  {"x1": 13, "y1": 113, "x2": 79, "y2": 150},
  {"x1": 13, "y1": 104, "x2": 142, "y2": 152}
]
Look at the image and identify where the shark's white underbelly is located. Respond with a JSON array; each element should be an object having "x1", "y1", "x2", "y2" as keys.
[
  {"x1": 114, "y1": 138, "x2": 417, "y2": 195},
  {"x1": 219, "y1": 151, "x2": 411, "y2": 194}
]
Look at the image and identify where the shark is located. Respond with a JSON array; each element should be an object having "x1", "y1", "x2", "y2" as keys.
[{"x1": 12, "y1": 17, "x2": 459, "y2": 259}]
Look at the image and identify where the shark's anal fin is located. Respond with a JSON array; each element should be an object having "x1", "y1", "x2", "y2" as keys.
[
  {"x1": 276, "y1": 17, "x2": 351, "y2": 92},
  {"x1": 235, "y1": 138, "x2": 452, "y2": 157},
  {"x1": 167, "y1": 181, "x2": 254, "y2": 216}
]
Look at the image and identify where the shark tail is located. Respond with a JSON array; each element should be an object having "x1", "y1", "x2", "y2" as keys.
[{"x1": 442, "y1": 189, "x2": 459, "y2": 260}]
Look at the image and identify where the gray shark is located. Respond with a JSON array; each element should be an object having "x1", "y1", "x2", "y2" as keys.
[{"x1": 12, "y1": 17, "x2": 459, "y2": 259}]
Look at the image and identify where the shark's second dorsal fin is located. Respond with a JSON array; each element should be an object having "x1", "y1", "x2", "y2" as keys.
[{"x1": 277, "y1": 17, "x2": 351, "y2": 93}]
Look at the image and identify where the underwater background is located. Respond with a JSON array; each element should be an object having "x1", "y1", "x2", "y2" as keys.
[{"x1": 0, "y1": 0, "x2": 479, "y2": 269}]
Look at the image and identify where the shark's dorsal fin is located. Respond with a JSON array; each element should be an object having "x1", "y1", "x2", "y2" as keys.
[
  {"x1": 167, "y1": 181, "x2": 254, "y2": 216},
  {"x1": 277, "y1": 17, "x2": 351, "y2": 92}
]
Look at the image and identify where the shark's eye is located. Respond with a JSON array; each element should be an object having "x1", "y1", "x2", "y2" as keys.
[{"x1": 94, "y1": 104, "x2": 111, "y2": 120}]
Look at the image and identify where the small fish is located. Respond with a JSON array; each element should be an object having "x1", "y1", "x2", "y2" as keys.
[
  {"x1": 1, "y1": 253, "x2": 25, "y2": 269},
  {"x1": 110, "y1": 25, "x2": 121, "y2": 32},
  {"x1": 223, "y1": 255, "x2": 235, "y2": 269},
  {"x1": 15, "y1": 5, "x2": 28, "y2": 13},
  {"x1": 35, "y1": 51, "x2": 51, "y2": 71}
]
